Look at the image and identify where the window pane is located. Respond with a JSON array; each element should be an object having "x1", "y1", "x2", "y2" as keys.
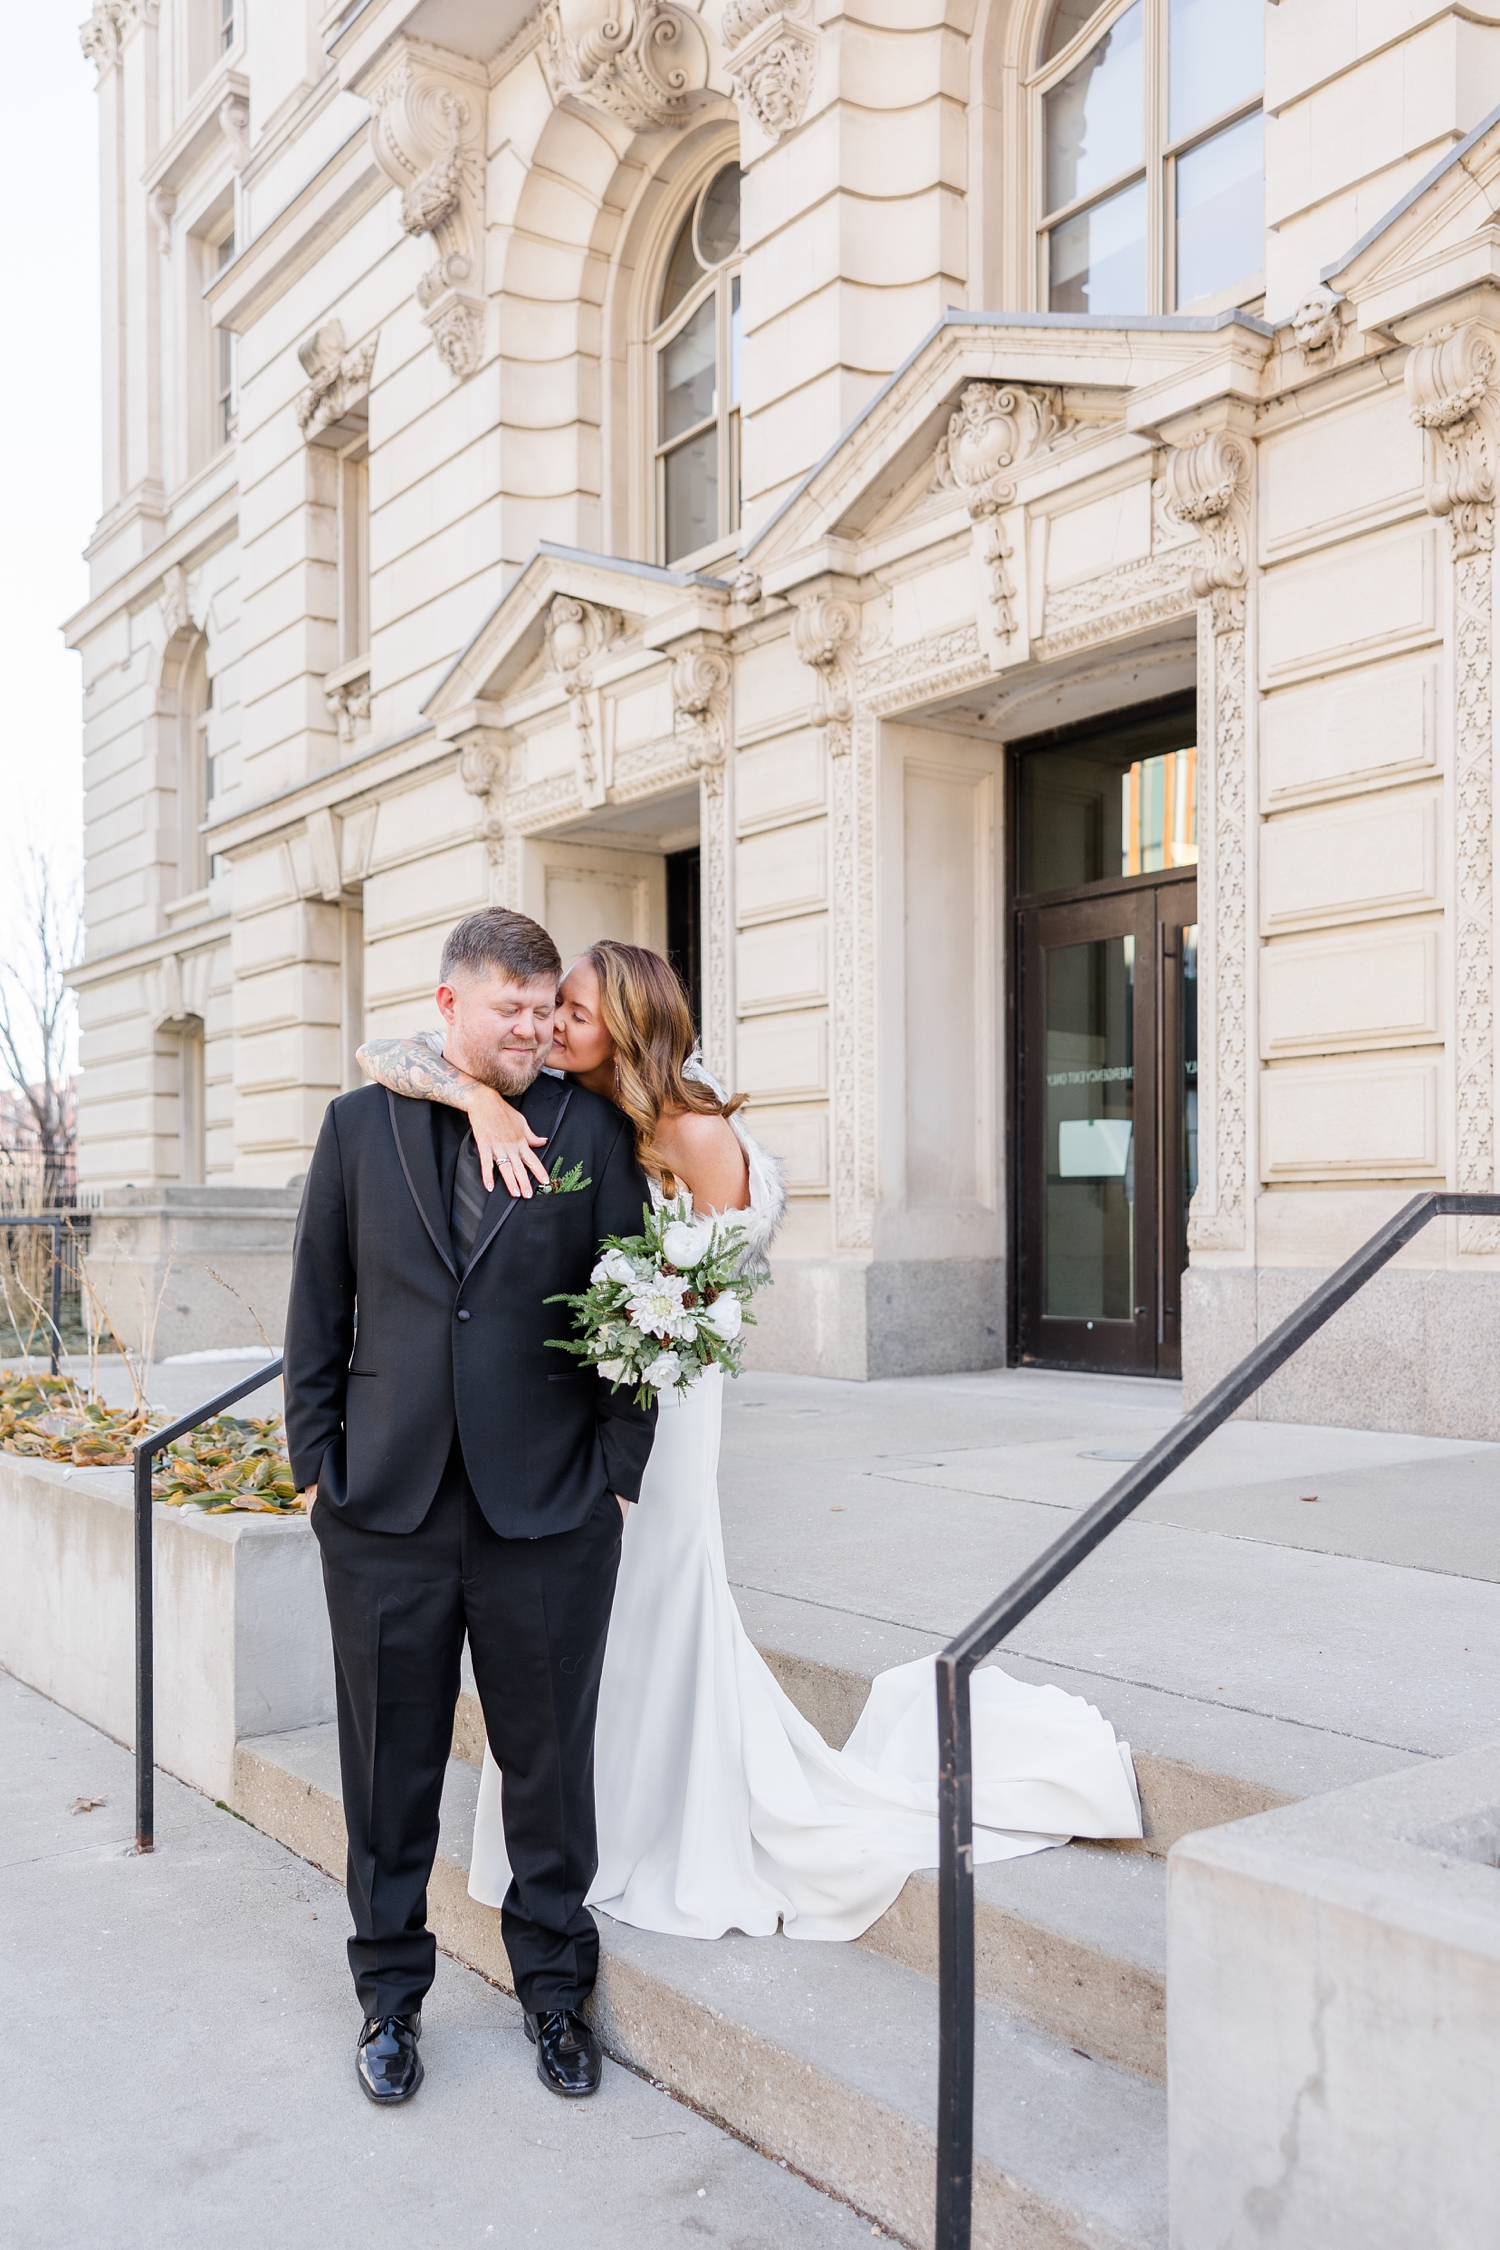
[
  {"x1": 1120, "y1": 747, "x2": 1197, "y2": 875},
  {"x1": 664, "y1": 429, "x2": 718, "y2": 563},
  {"x1": 660, "y1": 212, "x2": 704, "y2": 322},
  {"x1": 1042, "y1": 0, "x2": 1111, "y2": 64},
  {"x1": 1176, "y1": 109, "x2": 1263, "y2": 307},
  {"x1": 1045, "y1": 0, "x2": 1142, "y2": 216},
  {"x1": 1048, "y1": 175, "x2": 1147, "y2": 313},
  {"x1": 660, "y1": 293, "x2": 717, "y2": 441},
  {"x1": 696, "y1": 165, "x2": 741, "y2": 267},
  {"x1": 1169, "y1": 0, "x2": 1263, "y2": 143},
  {"x1": 729, "y1": 273, "x2": 742, "y2": 407}
]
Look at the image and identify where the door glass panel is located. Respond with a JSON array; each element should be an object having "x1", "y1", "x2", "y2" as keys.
[
  {"x1": 1168, "y1": 0, "x2": 1263, "y2": 143},
  {"x1": 1043, "y1": 935, "x2": 1136, "y2": 1320},
  {"x1": 1180, "y1": 921, "x2": 1198, "y2": 1248},
  {"x1": 1175, "y1": 108, "x2": 1264, "y2": 308},
  {"x1": 1018, "y1": 707, "x2": 1196, "y2": 894},
  {"x1": 1121, "y1": 746, "x2": 1197, "y2": 874}
]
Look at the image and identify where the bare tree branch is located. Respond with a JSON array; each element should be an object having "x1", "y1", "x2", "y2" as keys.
[{"x1": 0, "y1": 848, "x2": 81, "y2": 1199}]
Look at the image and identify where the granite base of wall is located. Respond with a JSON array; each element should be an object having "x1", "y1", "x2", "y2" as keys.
[
  {"x1": 743, "y1": 1256, "x2": 1006, "y2": 1382},
  {"x1": 83, "y1": 1184, "x2": 301, "y2": 1357},
  {"x1": 1169, "y1": 1743, "x2": 1500, "y2": 2248},
  {"x1": 1182, "y1": 1264, "x2": 1500, "y2": 1440}
]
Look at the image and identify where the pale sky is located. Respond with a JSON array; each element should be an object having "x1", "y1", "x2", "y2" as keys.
[
  {"x1": 0, "y1": 10, "x2": 99, "y2": 893},
  {"x1": 0, "y1": 10, "x2": 99, "y2": 1084}
]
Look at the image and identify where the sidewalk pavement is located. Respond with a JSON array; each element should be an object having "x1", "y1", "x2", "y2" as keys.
[{"x1": 2, "y1": 1673, "x2": 873, "y2": 2250}]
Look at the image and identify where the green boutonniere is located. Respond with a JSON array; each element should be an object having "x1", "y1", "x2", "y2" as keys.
[{"x1": 537, "y1": 1157, "x2": 591, "y2": 1195}]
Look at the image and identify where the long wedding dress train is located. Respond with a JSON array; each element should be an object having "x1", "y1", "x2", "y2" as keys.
[{"x1": 468, "y1": 1064, "x2": 1142, "y2": 1942}]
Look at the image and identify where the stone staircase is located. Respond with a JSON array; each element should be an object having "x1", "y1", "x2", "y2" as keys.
[{"x1": 227, "y1": 1622, "x2": 1419, "y2": 2250}]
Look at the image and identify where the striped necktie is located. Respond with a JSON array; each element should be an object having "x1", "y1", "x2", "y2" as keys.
[{"x1": 450, "y1": 1129, "x2": 488, "y2": 1270}]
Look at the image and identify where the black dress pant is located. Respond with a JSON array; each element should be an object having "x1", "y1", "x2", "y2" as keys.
[{"x1": 314, "y1": 1440, "x2": 623, "y2": 2020}]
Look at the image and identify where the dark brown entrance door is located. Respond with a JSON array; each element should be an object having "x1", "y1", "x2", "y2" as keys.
[{"x1": 1016, "y1": 876, "x2": 1197, "y2": 1375}]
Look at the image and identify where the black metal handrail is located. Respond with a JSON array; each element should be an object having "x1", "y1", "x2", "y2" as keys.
[
  {"x1": 131, "y1": 1356, "x2": 285, "y2": 1852},
  {"x1": 934, "y1": 1190, "x2": 1500, "y2": 2250},
  {"x1": 0, "y1": 1210, "x2": 86, "y2": 1374}
]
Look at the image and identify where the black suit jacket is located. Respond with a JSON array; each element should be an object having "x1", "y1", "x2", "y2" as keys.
[{"x1": 282, "y1": 1074, "x2": 658, "y2": 1537}]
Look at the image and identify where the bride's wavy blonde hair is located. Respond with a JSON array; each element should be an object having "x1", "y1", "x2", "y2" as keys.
[{"x1": 582, "y1": 939, "x2": 744, "y2": 1188}]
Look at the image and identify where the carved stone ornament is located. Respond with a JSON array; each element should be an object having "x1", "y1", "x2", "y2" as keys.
[
  {"x1": 932, "y1": 383, "x2": 1067, "y2": 647},
  {"x1": 363, "y1": 42, "x2": 486, "y2": 372},
  {"x1": 295, "y1": 322, "x2": 379, "y2": 438},
  {"x1": 457, "y1": 730, "x2": 512, "y2": 872},
  {"x1": 1163, "y1": 430, "x2": 1250, "y2": 630},
  {"x1": 791, "y1": 594, "x2": 857, "y2": 757},
  {"x1": 149, "y1": 184, "x2": 176, "y2": 255},
  {"x1": 80, "y1": 0, "x2": 156, "y2": 73},
  {"x1": 1289, "y1": 285, "x2": 1343, "y2": 358},
  {"x1": 540, "y1": 0, "x2": 712, "y2": 133},
  {"x1": 326, "y1": 673, "x2": 372, "y2": 745},
  {"x1": 158, "y1": 564, "x2": 196, "y2": 641},
  {"x1": 218, "y1": 91, "x2": 250, "y2": 172},
  {"x1": 423, "y1": 295, "x2": 485, "y2": 382},
  {"x1": 724, "y1": 0, "x2": 816, "y2": 144},
  {"x1": 1405, "y1": 322, "x2": 1500, "y2": 561},
  {"x1": 730, "y1": 564, "x2": 763, "y2": 609},
  {"x1": 670, "y1": 647, "x2": 731, "y2": 790},
  {"x1": 546, "y1": 595, "x2": 623, "y2": 803}
]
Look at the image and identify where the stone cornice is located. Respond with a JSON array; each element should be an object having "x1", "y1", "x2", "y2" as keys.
[
  {"x1": 202, "y1": 724, "x2": 439, "y2": 857},
  {"x1": 69, "y1": 911, "x2": 232, "y2": 993},
  {"x1": 65, "y1": 492, "x2": 239, "y2": 649}
]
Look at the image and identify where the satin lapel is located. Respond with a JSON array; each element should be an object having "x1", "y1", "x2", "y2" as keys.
[
  {"x1": 385, "y1": 1090, "x2": 458, "y2": 1280},
  {"x1": 463, "y1": 1081, "x2": 576, "y2": 1280}
]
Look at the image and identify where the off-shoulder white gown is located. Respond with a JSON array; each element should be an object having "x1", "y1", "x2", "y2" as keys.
[{"x1": 469, "y1": 1076, "x2": 1141, "y2": 1943}]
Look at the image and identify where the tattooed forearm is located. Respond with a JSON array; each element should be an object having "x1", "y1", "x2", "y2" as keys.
[{"x1": 356, "y1": 1038, "x2": 479, "y2": 1110}]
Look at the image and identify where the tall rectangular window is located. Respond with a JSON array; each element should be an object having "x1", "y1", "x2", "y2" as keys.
[
  {"x1": 338, "y1": 450, "x2": 370, "y2": 663},
  {"x1": 213, "y1": 229, "x2": 236, "y2": 450}
]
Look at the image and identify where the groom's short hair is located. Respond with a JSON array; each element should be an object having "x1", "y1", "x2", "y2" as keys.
[{"x1": 440, "y1": 909, "x2": 562, "y2": 989}]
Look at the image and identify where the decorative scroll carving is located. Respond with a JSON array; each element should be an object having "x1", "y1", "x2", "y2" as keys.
[
  {"x1": 1167, "y1": 431, "x2": 1252, "y2": 1255},
  {"x1": 1037, "y1": 553, "x2": 1194, "y2": 659},
  {"x1": 932, "y1": 383, "x2": 1068, "y2": 646},
  {"x1": 540, "y1": 0, "x2": 711, "y2": 132},
  {"x1": 456, "y1": 729, "x2": 512, "y2": 897},
  {"x1": 149, "y1": 184, "x2": 176, "y2": 256},
  {"x1": 295, "y1": 322, "x2": 378, "y2": 439},
  {"x1": 1408, "y1": 324, "x2": 1500, "y2": 1249},
  {"x1": 1289, "y1": 286, "x2": 1343, "y2": 359},
  {"x1": 1164, "y1": 430, "x2": 1250, "y2": 629},
  {"x1": 1406, "y1": 323, "x2": 1500, "y2": 561},
  {"x1": 858, "y1": 624, "x2": 989, "y2": 717},
  {"x1": 730, "y1": 564, "x2": 763, "y2": 610},
  {"x1": 791, "y1": 594, "x2": 857, "y2": 756},
  {"x1": 80, "y1": 4, "x2": 124, "y2": 69},
  {"x1": 670, "y1": 647, "x2": 731, "y2": 792},
  {"x1": 546, "y1": 595, "x2": 622, "y2": 805},
  {"x1": 363, "y1": 44, "x2": 485, "y2": 375}
]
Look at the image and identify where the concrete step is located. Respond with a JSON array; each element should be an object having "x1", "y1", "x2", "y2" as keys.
[{"x1": 234, "y1": 1722, "x2": 1167, "y2": 2250}]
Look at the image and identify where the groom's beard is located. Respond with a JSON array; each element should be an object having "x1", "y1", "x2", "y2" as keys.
[{"x1": 467, "y1": 1046, "x2": 547, "y2": 1098}]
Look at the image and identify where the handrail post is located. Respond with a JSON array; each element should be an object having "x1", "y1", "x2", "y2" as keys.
[
  {"x1": 133, "y1": 1437, "x2": 155, "y2": 1853},
  {"x1": 49, "y1": 1216, "x2": 61, "y2": 1377},
  {"x1": 129, "y1": 1353, "x2": 285, "y2": 1861},
  {"x1": 935, "y1": 1652, "x2": 975, "y2": 2250}
]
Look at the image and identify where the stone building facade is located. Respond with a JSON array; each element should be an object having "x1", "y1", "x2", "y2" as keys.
[{"x1": 66, "y1": 0, "x2": 1500, "y2": 1430}]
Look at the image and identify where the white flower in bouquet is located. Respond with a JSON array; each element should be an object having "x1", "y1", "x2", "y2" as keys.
[
  {"x1": 591, "y1": 1247, "x2": 637, "y2": 1287},
  {"x1": 626, "y1": 1272, "x2": 694, "y2": 1341},
  {"x1": 702, "y1": 1292, "x2": 742, "y2": 1341},
  {"x1": 597, "y1": 1357, "x2": 627, "y2": 1381},
  {"x1": 661, "y1": 1214, "x2": 716, "y2": 1270},
  {"x1": 643, "y1": 1350, "x2": 683, "y2": 1389}
]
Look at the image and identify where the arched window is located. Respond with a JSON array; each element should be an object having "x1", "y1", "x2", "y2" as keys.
[
  {"x1": 649, "y1": 164, "x2": 742, "y2": 566},
  {"x1": 178, "y1": 635, "x2": 212, "y2": 896},
  {"x1": 1035, "y1": 0, "x2": 1263, "y2": 316}
]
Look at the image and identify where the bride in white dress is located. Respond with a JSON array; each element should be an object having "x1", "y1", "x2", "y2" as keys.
[{"x1": 359, "y1": 941, "x2": 1141, "y2": 1946}]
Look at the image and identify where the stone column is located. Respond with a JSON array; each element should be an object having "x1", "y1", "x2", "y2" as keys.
[
  {"x1": 1166, "y1": 429, "x2": 1254, "y2": 1256},
  {"x1": 1406, "y1": 322, "x2": 1500, "y2": 1253},
  {"x1": 669, "y1": 648, "x2": 735, "y2": 1080}
]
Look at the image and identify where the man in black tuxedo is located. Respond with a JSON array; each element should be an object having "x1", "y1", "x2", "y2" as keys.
[{"x1": 283, "y1": 908, "x2": 656, "y2": 2106}]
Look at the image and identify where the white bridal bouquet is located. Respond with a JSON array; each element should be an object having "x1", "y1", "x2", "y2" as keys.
[{"x1": 547, "y1": 1195, "x2": 761, "y2": 1406}]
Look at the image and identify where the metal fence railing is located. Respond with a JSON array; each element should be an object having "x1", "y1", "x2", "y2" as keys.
[
  {"x1": 132, "y1": 1357, "x2": 286, "y2": 1852},
  {"x1": 0, "y1": 1212, "x2": 92, "y2": 1373},
  {"x1": 933, "y1": 1189, "x2": 1500, "y2": 2250}
]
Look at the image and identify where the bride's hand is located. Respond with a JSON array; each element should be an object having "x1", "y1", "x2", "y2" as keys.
[{"x1": 465, "y1": 1082, "x2": 551, "y2": 1198}]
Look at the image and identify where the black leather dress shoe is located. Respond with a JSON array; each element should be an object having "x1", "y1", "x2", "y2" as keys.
[
  {"x1": 524, "y1": 2009, "x2": 602, "y2": 2097},
  {"x1": 356, "y1": 2011, "x2": 423, "y2": 2104}
]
